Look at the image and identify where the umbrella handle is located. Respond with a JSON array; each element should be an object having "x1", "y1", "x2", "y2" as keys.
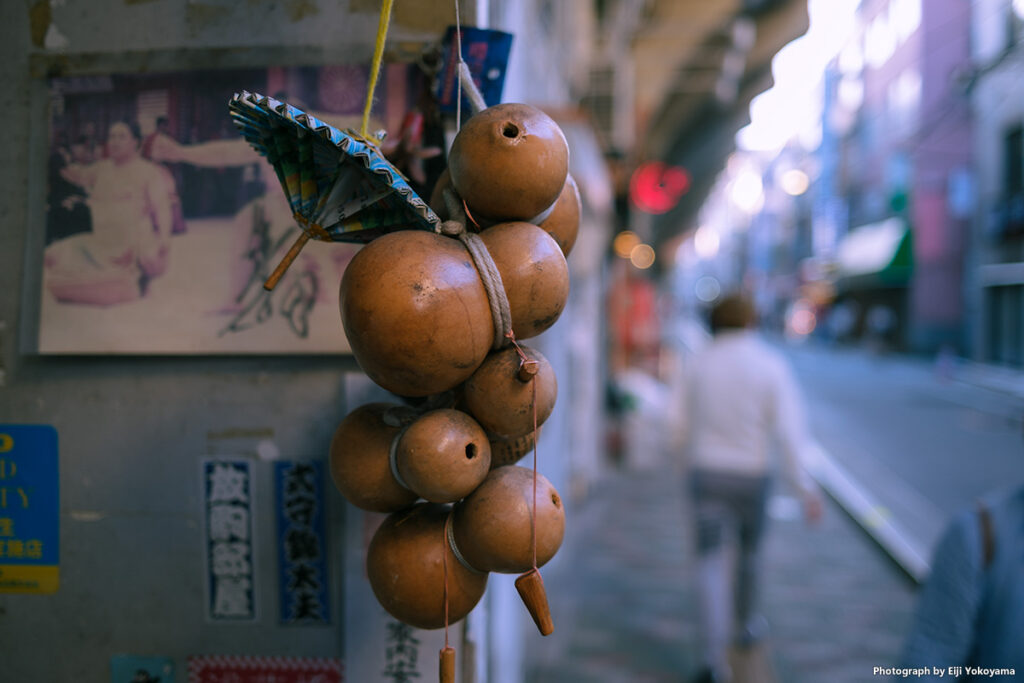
[{"x1": 264, "y1": 231, "x2": 311, "y2": 291}]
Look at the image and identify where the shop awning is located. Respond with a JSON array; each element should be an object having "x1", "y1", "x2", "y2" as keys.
[{"x1": 834, "y1": 217, "x2": 913, "y2": 290}]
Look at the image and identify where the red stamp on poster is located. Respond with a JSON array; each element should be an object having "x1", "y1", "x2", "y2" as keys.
[{"x1": 187, "y1": 655, "x2": 343, "y2": 682}]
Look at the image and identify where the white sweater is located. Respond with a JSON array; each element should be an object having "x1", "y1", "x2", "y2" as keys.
[{"x1": 682, "y1": 330, "x2": 817, "y2": 496}]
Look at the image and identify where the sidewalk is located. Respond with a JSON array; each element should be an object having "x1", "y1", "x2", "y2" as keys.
[
  {"x1": 523, "y1": 466, "x2": 918, "y2": 683},
  {"x1": 951, "y1": 357, "x2": 1024, "y2": 404}
]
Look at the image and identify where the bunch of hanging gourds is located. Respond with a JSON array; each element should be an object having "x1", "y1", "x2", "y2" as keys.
[{"x1": 327, "y1": 100, "x2": 581, "y2": 675}]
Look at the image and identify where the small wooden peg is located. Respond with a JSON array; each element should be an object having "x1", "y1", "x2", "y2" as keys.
[
  {"x1": 439, "y1": 646, "x2": 456, "y2": 683},
  {"x1": 517, "y1": 359, "x2": 539, "y2": 382},
  {"x1": 263, "y1": 230, "x2": 311, "y2": 291},
  {"x1": 515, "y1": 568, "x2": 554, "y2": 636}
]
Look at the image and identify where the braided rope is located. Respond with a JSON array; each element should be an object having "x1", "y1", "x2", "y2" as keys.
[{"x1": 440, "y1": 188, "x2": 512, "y2": 350}]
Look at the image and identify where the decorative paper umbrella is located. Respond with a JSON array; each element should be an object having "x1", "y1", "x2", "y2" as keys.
[{"x1": 228, "y1": 90, "x2": 441, "y2": 289}]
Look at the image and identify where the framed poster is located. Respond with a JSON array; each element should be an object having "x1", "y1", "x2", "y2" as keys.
[{"x1": 37, "y1": 61, "x2": 440, "y2": 354}]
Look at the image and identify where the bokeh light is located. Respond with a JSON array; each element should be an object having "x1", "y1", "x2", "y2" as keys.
[
  {"x1": 613, "y1": 230, "x2": 641, "y2": 258},
  {"x1": 780, "y1": 168, "x2": 810, "y2": 196},
  {"x1": 629, "y1": 243, "x2": 656, "y2": 269}
]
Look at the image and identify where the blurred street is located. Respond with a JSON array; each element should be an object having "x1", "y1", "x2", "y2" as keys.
[
  {"x1": 785, "y1": 341, "x2": 1024, "y2": 580},
  {"x1": 523, "y1": 340, "x2": 1023, "y2": 682}
]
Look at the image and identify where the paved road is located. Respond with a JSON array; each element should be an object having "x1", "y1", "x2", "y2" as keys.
[{"x1": 782, "y1": 342, "x2": 1024, "y2": 577}]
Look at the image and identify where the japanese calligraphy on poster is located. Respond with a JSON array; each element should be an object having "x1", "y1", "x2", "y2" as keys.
[
  {"x1": 274, "y1": 460, "x2": 330, "y2": 625},
  {"x1": 202, "y1": 459, "x2": 256, "y2": 621},
  {"x1": 0, "y1": 425, "x2": 59, "y2": 594},
  {"x1": 37, "y1": 62, "x2": 428, "y2": 355},
  {"x1": 187, "y1": 655, "x2": 342, "y2": 683},
  {"x1": 383, "y1": 621, "x2": 422, "y2": 682}
]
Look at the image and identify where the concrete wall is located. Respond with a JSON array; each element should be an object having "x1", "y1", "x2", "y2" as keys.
[
  {"x1": 0, "y1": 1, "x2": 465, "y2": 680},
  {"x1": 0, "y1": 1, "x2": 609, "y2": 680}
]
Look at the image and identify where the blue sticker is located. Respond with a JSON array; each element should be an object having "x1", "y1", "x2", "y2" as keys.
[
  {"x1": 275, "y1": 460, "x2": 330, "y2": 625},
  {"x1": 0, "y1": 425, "x2": 59, "y2": 594},
  {"x1": 203, "y1": 459, "x2": 255, "y2": 620},
  {"x1": 436, "y1": 26, "x2": 514, "y2": 113},
  {"x1": 110, "y1": 654, "x2": 174, "y2": 683}
]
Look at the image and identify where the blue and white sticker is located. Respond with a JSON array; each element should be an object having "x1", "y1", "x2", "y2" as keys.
[{"x1": 275, "y1": 460, "x2": 329, "y2": 625}]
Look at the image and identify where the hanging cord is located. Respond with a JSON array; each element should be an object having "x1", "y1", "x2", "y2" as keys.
[
  {"x1": 443, "y1": 512, "x2": 452, "y2": 646},
  {"x1": 360, "y1": 0, "x2": 396, "y2": 141},
  {"x1": 458, "y1": 62, "x2": 488, "y2": 114},
  {"x1": 452, "y1": 0, "x2": 488, "y2": 130},
  {"x1": 506, "y1": 333, "x2": 540, "y2": 570},
  {"x1": 440, "y1": 187, "x2": 512, "y2": 350},
  {"x1": 440, "y1": 512, "x2": 457, "y2": 683},
  {"x1": 454, "y1": 0, "x2": 463, "y2": 130}
]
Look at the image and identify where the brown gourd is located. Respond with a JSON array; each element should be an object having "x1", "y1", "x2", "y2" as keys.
[
  {"x1": 339, "y1": 230, "x2": 493, "y2": 397},
  {"x1": 538, "y1": 174, "x2": 581, "y2": 257},
  {"x1": 395, "y1": 409, "x2": 491, "y2": 503},
  {"x1": 448, "y1": 103, "x2": 569, "y2": 222},
  {"x1": 367, "y1": 502, "x2": 488, "y2": 630},
  {"x1": 463, "y1": 345, "x2": 557, "y2": 440},
  {"x1": 451, "y1": 466, "x2": 565, "y2": 574},
  {"x1": 328, "y1": 403, "x2": 417, "y2": 513}
]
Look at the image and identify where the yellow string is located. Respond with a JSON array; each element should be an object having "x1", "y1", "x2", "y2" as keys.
[{"x1": 360, "y1": 0, "x2": 396, "y2": 142}]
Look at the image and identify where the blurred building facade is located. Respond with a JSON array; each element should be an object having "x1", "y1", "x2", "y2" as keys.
[
  {"x1": 698, "y1": 0, "x2": 1024, "y2": 364},
  {"x1": 821, "y1": 0, "x2": 972, "y2": 353},
  {"x1": 969, "y1": 0, "x2": 1024, "y2": 366}
]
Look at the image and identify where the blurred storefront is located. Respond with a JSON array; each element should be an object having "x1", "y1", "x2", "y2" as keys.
[{"x1": 968, "y1": 0, "x2": 1024, "y2": 367}]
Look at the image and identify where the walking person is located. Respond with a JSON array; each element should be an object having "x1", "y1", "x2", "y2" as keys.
[{"x1": 680, "y1": 293, "x2": 823, "y2": 683}]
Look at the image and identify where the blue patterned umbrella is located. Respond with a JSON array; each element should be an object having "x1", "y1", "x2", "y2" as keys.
[{"x1": 228, "y1": 90, "x2": 441, "y2": 289}]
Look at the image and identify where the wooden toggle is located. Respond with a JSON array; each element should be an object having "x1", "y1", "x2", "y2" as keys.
[
  {"x1": 439, "y1": 646, "x2": 456, "y2": 683},
  {"x1": 517, "y1": 359, "x2": 539, "y2": 382},
  {"x1": 515, "y1": 568, "x2": 554, "y2": 636}
]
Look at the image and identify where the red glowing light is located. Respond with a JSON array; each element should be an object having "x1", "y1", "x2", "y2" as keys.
[{"x1": 629, "y1": 162, "x2": 691, "y2": 214}]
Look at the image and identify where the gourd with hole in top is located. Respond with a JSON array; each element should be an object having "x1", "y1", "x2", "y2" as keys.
[{"x1": 448, "y1": 103, "x2": 568, "y2": 223}]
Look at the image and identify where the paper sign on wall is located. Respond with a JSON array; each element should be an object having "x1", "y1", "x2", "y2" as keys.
[
  {"x1": 202, "y1": 459, "x2": 256, "y2": 621},
  {"x1": 274, "y1": 460, "x2": 330, "y2": 625},
  {"x1": 0, "y1": 425, "x2": 59, "y2": 594}
]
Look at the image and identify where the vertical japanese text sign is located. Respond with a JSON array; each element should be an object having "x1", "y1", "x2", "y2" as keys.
[
  {"x1": 203, "y1": 459, "x2": 256, "y2": 620},
  {"x1": 383, "y1": 620, "x2": 422, "y2": 682},
  {"x1": 275, "y1": 460, "x2": 330, "y2": 624},
  {"x1": 0, "y1": 425, "x2": 59, "y2": 594}
]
